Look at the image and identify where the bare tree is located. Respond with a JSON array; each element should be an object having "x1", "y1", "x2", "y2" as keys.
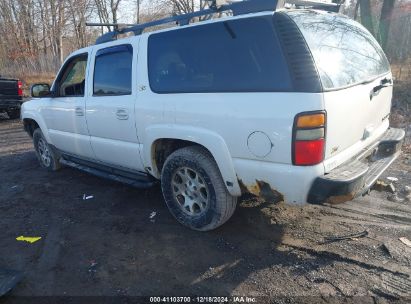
[
  {"x1": 136, "y1": 0, "x2": 142, "y2": 23},
  {"x1": 379, "y1": 0, "x2": 396, "y2": 51},
  {"x1": 67, "y1": 0, "x2": 94, "y2": 48},
  {"x1": 94, "y1": 0, "x2": 124, "y2": 31},
  {"x1": 0, "y1": 0, "x2": 410, "y2": 82},
  {"x1": 356, "y1": 0, "x2": 375, "y2": 36},
  {"x1": 0, "y1": 0, "x2": 97, "y2": 75}
]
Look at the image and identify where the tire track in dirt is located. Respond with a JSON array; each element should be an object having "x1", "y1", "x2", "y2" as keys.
[{"x1": 34, "y1": 217, "x2": 62, "y2": 295}]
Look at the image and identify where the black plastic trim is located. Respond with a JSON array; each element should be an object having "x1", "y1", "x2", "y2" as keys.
[
  {"x1": 307, "y1": 128, "x2": 405, "y2": 204},
  {"x1": 273, "y1": 12, "x2": 323, "y2": 93},
  {"x1": 0, "y1": 101, "x2": 22, "y2": 108},
  {"x1": 95, "y1": 44, "x2": 132, "y2": 57},
  {"x1": 60, "y1": 153, "x2": 157, "y2": 188}
]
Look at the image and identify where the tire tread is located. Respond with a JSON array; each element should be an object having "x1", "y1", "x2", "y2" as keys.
[{"x1": 161, "y1": 145, "x2": 237, "y2": 231}]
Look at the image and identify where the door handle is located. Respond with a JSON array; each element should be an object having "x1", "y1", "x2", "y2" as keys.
[
  {"x1": 75, "y1": 107, "x2": 84, "y2": 116},
  {"x1": 116, "y1": 108, "x2": 129, "y2": 120},
  {"x1": 370, "y1": 78, "x2": 393, "y2": 100}
]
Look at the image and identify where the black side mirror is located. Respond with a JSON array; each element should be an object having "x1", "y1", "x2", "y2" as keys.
[{"x1": 31, "y1": 84, "x2": 52, "y2": 98}]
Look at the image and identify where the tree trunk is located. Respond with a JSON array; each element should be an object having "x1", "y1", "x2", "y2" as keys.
[
  {"x1": 353, "y1": 0, "x2": 360, "y2": 21},
  {"x1": 379, "y1": 0, "x2": 395, "y2": 52},
  {"x1": 136, "y1": 0, "x2": 140, "y2": 23},
  {"x1": 359, "y1": 0, "x2": 375, "y2": 36}
]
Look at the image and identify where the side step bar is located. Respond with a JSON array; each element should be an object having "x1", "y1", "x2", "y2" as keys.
[{"x1": 60, "y1": 158, "x2": 157, "y2": 189}]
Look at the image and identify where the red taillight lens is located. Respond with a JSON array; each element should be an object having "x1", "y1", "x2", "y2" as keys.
[
  {"x1": 294, "y1": 139, "x2": 325, "y2": 165},
  {"x1": 293, "y1": 112, "x2": 326, "y2": 166},
  {"x1": 17, "y1": 80, "x2": 23, "y2": 96}
]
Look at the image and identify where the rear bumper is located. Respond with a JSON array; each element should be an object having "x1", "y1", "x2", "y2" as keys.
[
  {"x1": 307, "y1": 128, "x2": 405, "y2": 204},
  {"x1": 0, "y1": 99, "x2": 22, "y2": 109}
]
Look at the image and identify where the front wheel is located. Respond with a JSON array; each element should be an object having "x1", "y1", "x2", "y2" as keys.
[
  {"x1": 33, "y1": 129, "x2": 61, "y2": 171},
  {"x1": 161, "y1": 146, "x2": 237, "y2": 231}
]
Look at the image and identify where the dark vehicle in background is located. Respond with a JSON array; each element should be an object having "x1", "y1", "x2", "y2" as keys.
[{"x1": 0, "y1": 76, "x2": 23, "y2": 119}]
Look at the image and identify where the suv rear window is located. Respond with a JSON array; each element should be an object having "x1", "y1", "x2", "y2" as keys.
[
  {"x1": 287, "y1": 10, "x2": 390, "y2": 90},
  {"x1": 148, "y1": 16, "x2": 292, "y2": 93}
]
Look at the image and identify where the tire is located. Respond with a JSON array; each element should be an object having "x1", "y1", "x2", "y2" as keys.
[
  {"x1": 7, "y1": 109, "x2": 20, "y2": 119},
  {"x1": 161, "y1": 146, "x2": 237, "y2": 231},
  {"x1": 33, "y1": 128, "x2": 61, "y2": 171}
]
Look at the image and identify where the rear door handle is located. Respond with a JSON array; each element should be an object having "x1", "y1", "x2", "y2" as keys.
[
  {"x1": 116, "y1": 108, "x2": 129, "y2": 120},
  {"x1": 75, "y1": 107, "x2": 84, "y2": 116},
  {"x1": 370, "y1": 78, "x2": 393, "y2": 100}
]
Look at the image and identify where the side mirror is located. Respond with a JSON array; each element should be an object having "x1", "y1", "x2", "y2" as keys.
[{"x1": 31, "y1": 84, "x2": 52, "y2": 98}]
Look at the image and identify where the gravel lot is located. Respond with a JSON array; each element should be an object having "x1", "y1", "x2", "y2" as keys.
[{"x1": 0, "y1": 116, "x2": 410, "y2": 302}]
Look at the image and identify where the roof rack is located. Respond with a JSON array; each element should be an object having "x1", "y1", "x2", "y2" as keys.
[
  {"x1": 286, "y1": 0, "x2": 341, "y2": 12},
  {"x1": 87, "y1": 0, "x2": 281, "y2": 45}
]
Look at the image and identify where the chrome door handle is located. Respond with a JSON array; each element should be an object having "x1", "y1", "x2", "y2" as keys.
[
  {"x1": 75, "y1": 107, "x2": 84, "y2": 116},
  {"x1": 116, "y1": 109, "x2": 129, "y2": 120}
]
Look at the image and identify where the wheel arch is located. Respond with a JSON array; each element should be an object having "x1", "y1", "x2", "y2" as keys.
[
  {"x1": 144, "y1": 125, "x2": 242, "y2": 196},
  {"x1": 22, "y1": 113, "x2": 51, "y2": 142}
]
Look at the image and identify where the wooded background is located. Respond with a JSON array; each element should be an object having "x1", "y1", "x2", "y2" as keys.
[{"x1": 0, "y1": 0, "x2": 410, "y2": 84}]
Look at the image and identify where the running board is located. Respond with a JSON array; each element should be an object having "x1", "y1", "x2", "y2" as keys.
[{"x1": 60, "y1": 158, "x2": 157, "y2": 189}]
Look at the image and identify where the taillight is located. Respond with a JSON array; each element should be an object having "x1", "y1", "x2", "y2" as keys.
[
  {"x1": 293, "y1": 112, "x2": 326, "y2": 166},
  {"x1": 17, "y1": 80, "x2": 23, "y2": 97}
]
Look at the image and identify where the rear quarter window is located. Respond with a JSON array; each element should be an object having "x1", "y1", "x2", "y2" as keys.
[
  {"x1": 287, "y1": 10, "x2": 390, "y2": 90},
  {"x1": 148, "y1": 16, "x2": 292, "y2": 93}
]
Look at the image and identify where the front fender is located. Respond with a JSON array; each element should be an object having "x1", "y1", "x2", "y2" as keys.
[
  {"x1": 143, "y1": 125, "x2": 242, "y2": 196},
  {"x1": 21, "y1": 102, "x2": 52, "y2": 143}
]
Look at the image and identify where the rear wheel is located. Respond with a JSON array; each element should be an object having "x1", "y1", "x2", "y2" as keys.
[
  {"x1": 6, "y1": 109, "x2": 20, "y2": 119},
  {"x1": 161, "y1": 146, "x2": 237, "y2": 231},
  {"x1": 33, "y1": 129, "x2": 61, "y2": 171}
]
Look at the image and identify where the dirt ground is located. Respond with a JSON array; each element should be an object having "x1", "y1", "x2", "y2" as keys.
[{"x1": 0, "y1": 115, "x2": 410, "y2": 302}]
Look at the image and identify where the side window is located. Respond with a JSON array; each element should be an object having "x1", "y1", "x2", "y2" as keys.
[
  {"x1": 58, "y1": 55, "x2": 88, "y2": 97},
  {"x1": 148, "y1": 16, "x2": 292, "y2": 93},
  {"x1": 93, "y1": 45, "x2": 133, "y2": 96}
]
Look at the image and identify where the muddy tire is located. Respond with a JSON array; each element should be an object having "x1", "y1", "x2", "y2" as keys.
[
  {"x1": 161, "y1": 146, "x2": 237, "y2": 231},
  {"x1": 6, "y1": 109, "x2": 20, "y2": 120},
  {"x1": 33, "y1": 128, "x2": 61, "y2": 171}
]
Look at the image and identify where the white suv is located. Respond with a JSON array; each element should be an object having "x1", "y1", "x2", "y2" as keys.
[{"x1": 22, "y1": 3, "x2": 404, "y2": 231}]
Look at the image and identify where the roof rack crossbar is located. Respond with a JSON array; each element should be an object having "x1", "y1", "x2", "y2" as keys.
[
  {"x1": 90, "y1": 0, "x2": 279, "y2": 44},
  {"x1": 286, "y1": 0, "x2": 341, "y2": 12}
]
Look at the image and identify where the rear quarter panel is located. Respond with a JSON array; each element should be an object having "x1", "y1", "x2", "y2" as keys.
[
  {"x1": 136, "y1": 31, "x2": 325, "y2": 165},
  {"x1": 135, "y1": 33, "x2": 326, "y2": 200},
  {"x1": 172, "y1": 92, "x2": 325, "y2": 164}
]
